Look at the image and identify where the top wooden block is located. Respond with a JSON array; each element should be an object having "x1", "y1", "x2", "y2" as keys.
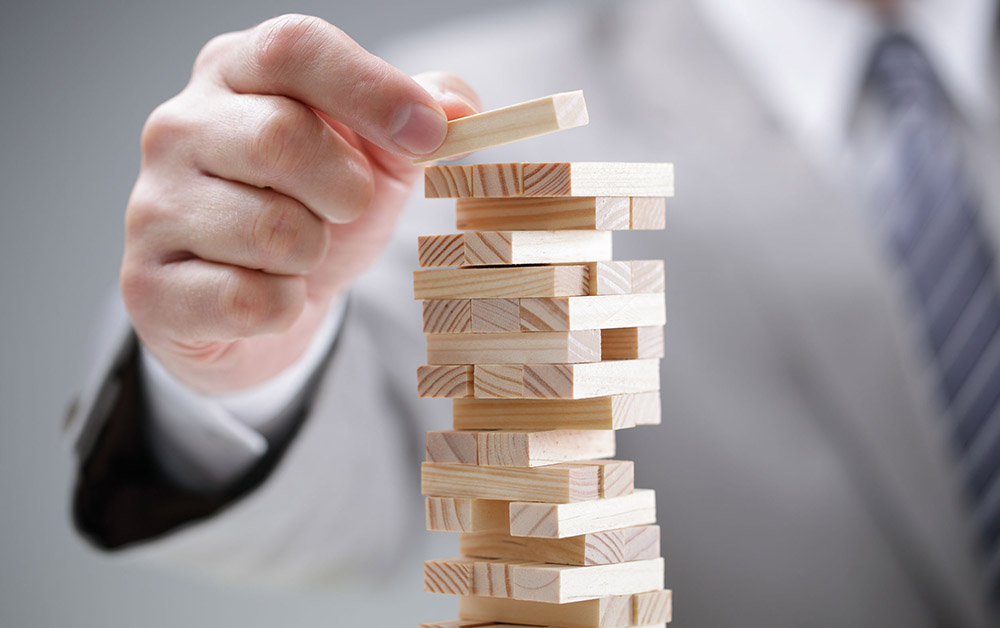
[
  {"x1": 426, "y1": 163, "x2": 674, "y2": 198},
  {"x1": 413, "y1": 91, "x2": 589, "y2": 164}
]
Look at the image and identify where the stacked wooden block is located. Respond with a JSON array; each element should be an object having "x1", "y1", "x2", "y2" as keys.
[{"x1": 414, "y1": 158, "x2": 674, "y2": 628}]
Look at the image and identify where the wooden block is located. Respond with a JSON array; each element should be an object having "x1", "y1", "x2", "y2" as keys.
[
  {"x1": 426, "y1": 496, "x2": 509, "y2": 532},
  {"x1": 421, "y1": 621, "x2": 500, "y2": 628},
  {"x1": 629, "y1": 198, "x2": 666, "y2": 230},
  {"x1": 588, "y1": 460, "x2": 635, "y2": 497},
  {"x1": 519, "y1": 295, "x2": 666, "y2": 332},
  {"x1": 473, "y1": 163, "x2": 523, "y2": 196},
  {"x1": 588, "y1": 262, "x2": 632, "y2": 295},
  {"x1": 459, "y1": 525, "x2": 660, "y2": 566},
  {"x1": 414, "y1": 266, "x2": 589, "y2": 299},
  {"x1": 423, "y1": 300, "x2": 472, "y2": 333},
  {"x1": 426, "y1": 429, "x2": 615, "y2": 467},
  {"x1": 472, "y1": 299, "x2": 520, "y2": 332},
  {"x1": 426, "y1": 163, "x2": 674, "y2": 198},
  {"x1": 426, "y1": 165, "x2": 473, "y2": 198},
  {"x1": 456, "y1": 197, "x2": 631, "y2": 231},
  {"x1": 426, "y1": 431, "x2": 479, "y2": 464},
  {"x1": 509, "y1": 489, "x2": 657, "y2": 538},
  {"x1": 419, "y1": 365, "x2": 474, "y2": 398},
  {"x1": 427, "y1": 330, "x2": 602, "y2": 365},
  {"x1": 452, "y1": 393, "x2": 661, "y2": 431},
  {"x1": 629, "y1": 261, "x2": 665, "y2": 294},
  {"x1": 413, "y1": 91, "x2": 588, "y2": 164},
  {"x1": 418, "y1": 231, "x2": 613, "y2": 268},
  {"x1": 473, "y1": 359, "x2": 660, "y2": 399},
  {"x1": 458, "y1": 592, "x2": 670, "y2": 628},
  {"x1": 522, "y1": 163, "x2": 674, "y2": 197},
  {"x1": 633, "y1": 590, "x2": 673, "y2": 625},
  {"x1": 601, "y1": 327, "x2": 665, "y2": 360},
  {"x1": 459, "y1": 595, "x2": 631, "y2": 628},
  {"x1": 425, "y1": 557, "x2": 664, "y2": 603},
  {"x1": 418, "y1": 234, "x2": 465, "y2": 267},
  {"x1": 422, "y1": 461, "x2": 603, "y2": 502}
]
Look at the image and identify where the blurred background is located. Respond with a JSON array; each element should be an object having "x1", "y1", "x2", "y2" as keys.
[{"x1": 0, "y1": 1, "x2": 545, "y2": 625}]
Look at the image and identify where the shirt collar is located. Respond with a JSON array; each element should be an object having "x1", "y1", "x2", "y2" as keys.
[{"x1": 694, "y1": 0, "x2": 997, "y2": 162}]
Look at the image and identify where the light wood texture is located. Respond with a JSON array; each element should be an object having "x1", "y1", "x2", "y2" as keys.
[
  {"x1": 414, "y1": 266, "x2": 589, "y2": 300},
  {"x1": 423, "y1": 300, "x2": 472, "y2": 333},
  {"x1": 426, "y1": 330, "x2": 602, "y2": 365},
  {"x1": 629, "y1": 198, "x2": 666, "y2": 230},
  {"x1": 509, "y1": 489, "x2": 657, "y2": 538},
  {"x1": 459, "y1": 525, "x2": 660, "y2": 566},
  {"x1": 418, "y1": 231, "x2": 613, "y2": 268},
  {"x1": 474, "y1": 359, "x2": 660, "y2": 399},
  {"x1": 519, "y1": 294, "x2": 666, "y2": 332},
  {"x1": 418, "y1": 365, "x2": 474, "y2": 398},
  {"x1": 426, "y1": 496, "x2": 508, "y2": 532},
  {"x1": 472, "y1": 299, "x2": 520, "y2": 332},
  {"x1": 458, "y1": 592, "x2": 670, "y2": 628},
  {"x1": 425, "y1": 163, "x2": 674, "y2": 198},
  {"x1": 413, "y1": 91, "x2": 588, "y2": 164},
  {"x1": 424, "y1": 557, "x2": 664, "y2": 603},
  {"x1": 601, "y1": 327, "x2": 665, "y2": 360},
  {"x1": 456, "y1": 197, "x2": 631, "y2": 231},
  {"x1": 630, "y1": 261, "x2": 665, "y2": 294},
  {"x1": 588, "y1": 262, "x2": 632, "y2": 295},
  {"x1": 633, "y1": 590, "x2": 673, "y2": 625},
  {"x1": 458, "y1": 595, "x2": 629, "y2": 628},
  {"x1": 579, "y1": 459, "x2": 634, "y2": 497},
  {"x1": 452, "y1": 393, "x2": 661, "y2": 431},
  {"x1": 426, "y1": 165, "x2": 473, "y2": 198},
  {"x1": 425, "y1": 619, "x2": 666, "y2": 628},
  {"x1": 422, "y1": 460, "x2": 631, "y2": 502},
  {"x1": 426, "y1": 429, "x2": 616, "y2": 467}
]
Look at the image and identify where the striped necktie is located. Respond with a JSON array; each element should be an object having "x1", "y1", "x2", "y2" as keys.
[{"x1": 870, "y1": 32, "x2": 1000, "y2": 597}]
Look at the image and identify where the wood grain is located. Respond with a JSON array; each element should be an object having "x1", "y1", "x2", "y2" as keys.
[
  {"x1": 425, "y1": 163, "x2": 674, "y2": 198},
  {"x1": 519, "y1": 294, "x2": 666, "y2": 332},
  {"x1": 459, "y1": 525, "x2": 660, "y2": 566},
  {"x1": 414, "y1": 266, "x2": 590, "y2": 300},
  {"x1": 413, "y1": 91, "x2": 588, "y2": 164},
  {"x1": 423, "y1": 299, "x2": 472, "y2": 333},
  {"x1": 629, "y1": 261, "x2": 665, "y2": 294},
  {"x1": 422, "y1": 461, "x2": 610, "y2": 502},
  {"x1": 418, "y1": 231, "x2": 612, "y2": 268},
  {"x1": 458, "y1": 595, "x2": 630, "y2": 628},
  {"x1": 424, "y1": 557, "x2": 664, "y2": 603},
  {"x1": 426, "y1": 329, "x2": 602, "y2": 365},
  {"x1": 425, "y1": 429, "x2": 615, "y2": 467},
  {"x1": 474, "y1": 359, "x2": 660, "y2": 399},
  {"x1": 452, "y1": 393, "x2": 661, "y2": 431},
  {"x1": 456, "y1": 197, "x2": 631, "y2": 231},
  {"x1": 509, "y1": 489, "x2": 657, "y2": 539},
  {"x1": 425, "y1": 496, "x2": 509, "y2": 532},
  {"x1": 601, "y1": 326, "x2": 665, "y2": 360},
  {"x1": 629, "y1": 198, "x2": 666, "y2": 230},
  {"x1": 418, "y1": 365, "x2": 474, "y2": 398},
  {"x1": 471, "y1": 299, "x2": 520, "y2": 332}
]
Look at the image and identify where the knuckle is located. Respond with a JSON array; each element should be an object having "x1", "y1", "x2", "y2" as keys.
[
  {"x1": 140, "y1": 98, "x2": 190, "y2": 158},
  {"x1": 253, "y1": 14, "x2": 329, "y2": 80},
  {"x1": 124, "y1": 178, "x2": 169, "y2": 239},
  {"x1": 336, "y1": 157, "x2": 375, "y2": 222},
  {"x1": 218, "y1": 271, "x2": 271, "y2": 335},
  {"x1": 193, "y1": 32, "x2": 238, "y2": 73},
  {"x1": 249, "y1": 197, "x2": 318, "y2": 270},
  {"x1": 249, "y1": 102, "x2": 317, "y2": 181},
  {"x1": 119, "y1": 261, "x2": 155, "y2": 316}
]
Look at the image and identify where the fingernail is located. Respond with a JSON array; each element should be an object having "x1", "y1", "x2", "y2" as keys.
[{"x1": 390, "y1": 103, "x2": 447, "y2": 155}]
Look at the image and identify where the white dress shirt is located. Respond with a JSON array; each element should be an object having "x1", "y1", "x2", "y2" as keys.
[{"x1": 140, "y1": 0, "x2": 997, "y2": 493}]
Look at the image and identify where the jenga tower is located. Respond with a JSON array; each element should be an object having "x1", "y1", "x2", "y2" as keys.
[{"x1": 412, "y1": 92, "x2": 674, "y2": 628}]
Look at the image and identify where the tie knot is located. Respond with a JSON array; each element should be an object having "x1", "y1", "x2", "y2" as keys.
[{"x1": 869, "y1": 33, "x2": 946, "y2": 112}]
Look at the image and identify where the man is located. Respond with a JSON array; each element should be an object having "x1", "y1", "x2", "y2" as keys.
[{"x1": 68, "y1": 0, "x2": 1000, "y2": 626}]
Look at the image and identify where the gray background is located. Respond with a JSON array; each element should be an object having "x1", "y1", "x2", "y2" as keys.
[{"x1": 0, "y1": 1, "x2": 547, "y2": 625}]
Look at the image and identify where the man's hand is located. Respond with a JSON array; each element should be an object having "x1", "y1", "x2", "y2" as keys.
[{"x1": 120, "y1": 15, "x2": 479, "y2": 393}]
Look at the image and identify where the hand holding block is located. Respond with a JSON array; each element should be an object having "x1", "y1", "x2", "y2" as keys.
[{"x1": 413, "y1": 91, "x2": 588, "y2": 164}]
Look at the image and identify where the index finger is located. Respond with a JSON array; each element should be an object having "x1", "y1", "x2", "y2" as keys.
[{"x1": 206, "y1": 14, "x2": 448, "y2": 157}]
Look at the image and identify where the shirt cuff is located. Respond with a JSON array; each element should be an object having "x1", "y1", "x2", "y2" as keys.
[{"x1": 140, "y1": 298, "x2": 346, "y2": 493}]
